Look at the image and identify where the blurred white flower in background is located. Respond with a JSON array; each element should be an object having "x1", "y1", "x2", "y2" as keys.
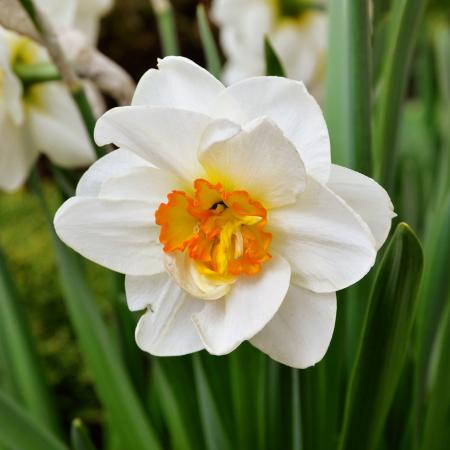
[
  {"x1": 0, "y1": 0, "x2": 114, "y2": 192},
  {"x1": 54, "y1": 57, "x2": 395, "y2": 368},
  {"x1": 212, "y1": 0, "x2": 327, "y2": 100},
  {"x1": 75, "y1": 0, "x2": 114, "y2": 44}
]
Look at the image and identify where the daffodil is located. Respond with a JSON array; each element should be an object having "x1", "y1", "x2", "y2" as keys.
[
  {"x1": 74, "y1": 0, "x2": 114, "y2": 44},
  {"x1": 0, "y1": 27, "x2": 95, "y2": 192},
  {"x1": 54, "y1": 57, "x2": 394, "y2": 368},
  {"x1": 0, "y1": 0, "x2": 110, "y2": 192},
  {"x1": 212, "y1": 0, "x2": 327, "y2": 99}
]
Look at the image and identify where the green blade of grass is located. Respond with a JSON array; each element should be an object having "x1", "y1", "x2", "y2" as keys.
[
  {"x1": 196, "y1": 4, "x2": 222, "y2": 79},
  {"x1": 373, "y1": 0, "x2": 428, "y2": 189},
  {"x1": 338, "y1": 223, "x2": 423, "y2": 450},
  {"x1": 30, "y1": 171, "x2": 162, "y2": 450},
  {"x1": 0, "y1": 390, "x2": 68, "y2": 450},
  {"x1": 193, "y1": 354, "x2": 232, "y2": 450},
  {"x1": 0, "y1": 249, "x2": 60, "y2": 433},
  {"x1": 264, "y1": 36, "x2": 286, "y2": 77},
  {"x1": 71, "y1": 418, "x2": 97, "y2": 450}
]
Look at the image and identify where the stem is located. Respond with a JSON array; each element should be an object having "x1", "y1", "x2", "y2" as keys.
[{"x1": 14, "y1": 62, "x2": 60, "y2": 85}]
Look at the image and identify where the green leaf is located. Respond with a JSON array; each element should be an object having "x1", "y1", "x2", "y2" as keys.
[
  {"x1": 196, "y1": 4, "x2": 222, "y2": 79},
  {"x1": 228, "y1": 344, "x2": 265, "y2": 450},
  {"x1": 193, "y1": 354, "x2": 232, "y2": 450},
  {"x1": 264, "y1": 37, "x2": 286, "y2": 77},
  {"x1": 71, "y1": 418, "x2": 97, "y2": 450},
  {"x1": 326, "y1": 0, "x2": 372, "y2": 173},
  {"x1": 152, "y1": 358, "x2": 201, "y2": 450},
  {"x1": 30, "y1": 171, "x2": 162, "y2": 450},
  {"x1": 338, "y1": 223, "x2": 424, "y2": 450},
  {"x1": 150, "y1": 0, "x2": 179, "y2": 56},
  {"x1": 0, "y1": 390, "x2": 68, "y2": 450},
  {"x1": 0, "y1": 249, "x2": 60, "y2": 433},
  {"x1": 291, "y1": 369, "x2": 302, "y2": 450},
  {"x1": 325, "y1": 0, "x2": 351, "y2": 167},
  {"x1": 420, "y1": 294, "x2": 450, "y2": 450},
  {"x1": 373, "y1": 0, "x2": 428, "y2": 189}
]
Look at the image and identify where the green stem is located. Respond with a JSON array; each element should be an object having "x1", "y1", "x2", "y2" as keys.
[{"x1": 14, "y1": 62, "x2": 60, "y2": 85}]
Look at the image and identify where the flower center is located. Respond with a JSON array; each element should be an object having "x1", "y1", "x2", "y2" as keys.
[{"x1": 155, "y1": 179, "x2": 272, "y2": 280}]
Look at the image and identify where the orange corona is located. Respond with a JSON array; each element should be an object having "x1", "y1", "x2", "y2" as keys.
[{"x1": 155, "y1": 179, "x2": 272, "y2": 278}]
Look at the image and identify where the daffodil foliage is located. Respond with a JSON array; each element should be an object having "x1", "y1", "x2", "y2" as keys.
[{"x1": 0, "y1": 1, "x2": 448, "y2": 450}]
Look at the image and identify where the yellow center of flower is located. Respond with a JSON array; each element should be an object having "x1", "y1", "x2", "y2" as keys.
[{"x1": 155, "y1": 179, "x2": 272, "y2": 279}]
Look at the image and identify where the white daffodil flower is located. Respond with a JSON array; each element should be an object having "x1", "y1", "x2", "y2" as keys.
[
  {"x1": 54, "y1": 57, "x2": 395, "y2": 368},
  {"x1": 212, "y1": 0, "x2": 327, "y2": 99},
  {"x1": 0, "y1": 0, "x2": 108, "y2": 192},
  {"x1": 74, "y1": 0, "x2": 114, "y2": 44},
  {"x1": 0, "y1": 28, "x2": 95, "y2": 192}
]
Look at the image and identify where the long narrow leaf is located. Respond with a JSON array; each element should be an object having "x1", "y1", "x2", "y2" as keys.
[
  {"x1": 373, "y1": 0, "x2": 428, "y2": 188},
  {"x1": 196, "y1": 4, "x2": 222, "y2": 78},
  {"x1": 346, "y1": 0, "x2": 372, "y2": 175},
  {"x1": 193, "y1": 354, "x2": 232, "y2": 450},
  {"x1": 264, "y1": 36, "x2": 286, "y2": 77},
  {"x1": 0, "y1": 390, "x2": 68, "y2": 450},
  {"x1": 30, "y1": 172, "x2": 162, "y2": 450},
  {"x1": 150, "y1": 0, "x2": 180, "y2": 56},
  {"x1": 420, "y1": 294, "x2": 450, "y2": 450},
  {"x1": 325, "y1": 0, "x2": 351, "y2": 166},
  {"x1": 152, "y1": 358, "x2": 200, "y2": 450},
  {"x1": 0, "y1": 249, "x2": 59, "y2": 433},
  {"x1": 338, "y1": 222, "x2": 423, "y2": 450}
]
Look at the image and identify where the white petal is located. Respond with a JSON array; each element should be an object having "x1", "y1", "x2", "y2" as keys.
[
  {"x1": 212, "y1": 77, "x2": 331, "y2": 182},
  {"x1": 100, "y1": 166, "x2": 184, "y2": 202},
  {"x1": 94, "y1": 106, "x2": 211, "y2": 183},
  {"x1": 251, "y1": 284, "x2": 336, "y2": 369},
  {"x1": 54, "y1": 197, "x2": 164, "y2": 275},
  {"x1": 132, "y1": 56, "x2": 225, "y2": 114},
  {"x1": 0, "y1": 115, "x2": 37, "y2": 192},
  {"x1": 327, "y1": 165, "x2": 395, "y2": 250},
  {"x1": 199, "y1": 117, "x2": 306, "y2": 208},
  {"x1": 270, "y1": 176, "x2": 376, "y2": 293},
  {"x1": 128, "y1": 273, "x2": 204, "y2": 356},
  {"x1": 28, "y1": 82, "x2": 95, "y2": 168},
  {"x1": 165, "y1": 252, "x2": 232, "y2": 301},
  {"x1": 0, "y1": 33, "x2": 23, "y2": 124},
  {"x1": 76, "y1": 148, "x2": 152, "y2": 197},
  {"x1": 192, "y1": 254, "x2": 291, "y2": 355}
]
